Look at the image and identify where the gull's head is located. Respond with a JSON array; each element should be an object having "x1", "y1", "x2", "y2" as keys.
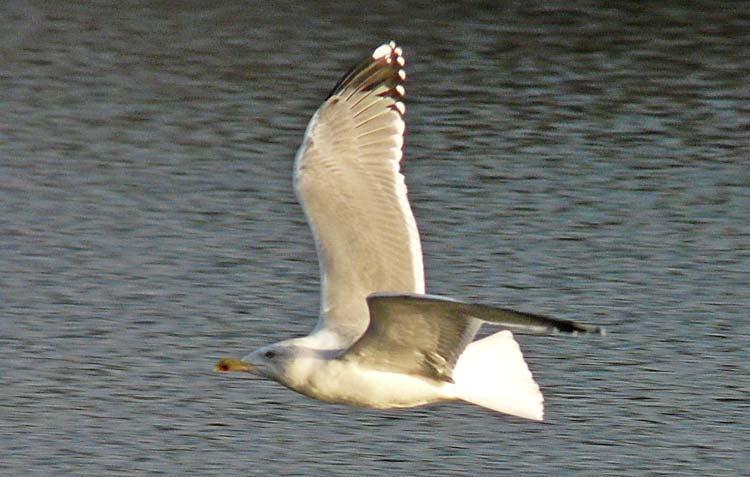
[
  {"x1": 241, "y1": 343, "x2": 292, "y2": 381},
  {"x1": 215, "y1": 340, "x2": 323, "y2": 392},
  {"x1": 215, "y1": 343, "x2": 297, "y2": 381}
]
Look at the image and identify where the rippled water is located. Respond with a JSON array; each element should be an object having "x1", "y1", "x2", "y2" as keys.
[{"x1": 2, "y1": 1, "x2": 748, "y2": 475}]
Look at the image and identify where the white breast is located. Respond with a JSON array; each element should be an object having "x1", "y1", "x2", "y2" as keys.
[{"x1": 303, "y1": 359, "x2": 453, "y2": 409}]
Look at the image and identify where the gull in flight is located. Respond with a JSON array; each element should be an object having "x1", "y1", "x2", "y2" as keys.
[{"x1": 215, "y1": 42, "x2": 603, "y2": 421}]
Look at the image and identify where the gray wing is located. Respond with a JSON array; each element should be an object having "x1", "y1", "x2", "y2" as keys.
[
  {"x1": 343, "y1": 293, "x2": 605, "y2": 382},
  {"x1": 376, "y1": 293, "x2": 605, "y2": 334},
  {"x1": 294, "y1": 43, "x2": 424, "y2": 346},
  {"x1": 343, "y1": 294, "x2": 482, "y2": 383}
]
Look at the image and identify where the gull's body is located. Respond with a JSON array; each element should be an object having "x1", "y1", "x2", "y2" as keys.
[{"x1": 216, "y1": 42, "x2": 602, "y2": 420}]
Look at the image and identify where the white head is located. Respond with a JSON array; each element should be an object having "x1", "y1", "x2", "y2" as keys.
[
  {"x1": 215, "y1": 338, "x2": 324, "y2": 392},
  {"x1": 244, "y1": 342, "x2": 295, "y2": 380}
]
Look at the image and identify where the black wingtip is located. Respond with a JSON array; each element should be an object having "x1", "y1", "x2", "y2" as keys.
[
  {"x1": 574, "y1": 325, "x2": 607, "y2": 336},
  {"x1": 326, "y1": 41, "x2": 406, "y2": 104},
  {"x1": 557, "y1": 321, "x2": 606, "y2": 336}
]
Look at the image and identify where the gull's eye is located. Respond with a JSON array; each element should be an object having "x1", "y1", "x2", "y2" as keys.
[{"x1": 264, "y1": 350, "x2": 276, "y2": 359}]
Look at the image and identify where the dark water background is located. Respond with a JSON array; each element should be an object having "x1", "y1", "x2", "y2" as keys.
[{"x1": 1, "y1": 1, "x2": 748, "y2": 475}]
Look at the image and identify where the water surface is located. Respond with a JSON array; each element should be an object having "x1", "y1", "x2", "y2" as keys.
[{"x1": 1, "y1": 2, "x2": 748, "y2": 475}]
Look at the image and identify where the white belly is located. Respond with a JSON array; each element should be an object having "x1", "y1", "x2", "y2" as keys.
[{"x1": 300, "y1": 359, "x2": 454, "y2": 409}]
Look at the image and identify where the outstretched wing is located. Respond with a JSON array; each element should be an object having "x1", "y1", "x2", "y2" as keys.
[
  {"x1": 294, "y1": 42, "x2": 424, "y2": 346},
  {"x1": 343, "y1": 293, "x2": 605, "y2": 382}
]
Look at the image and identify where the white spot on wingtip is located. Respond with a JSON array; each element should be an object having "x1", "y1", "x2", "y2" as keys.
[
  {"x1": 394, "y1": 101, "x2": 406, "y2": 115},
  {"x1": 396, "y1": 56, "x2": 405, "y2": 67},
  {"x1": 372, "y1": 43, "x2": 392, "y2": 59},
  {"x1": 398, "y1": 69, "x2": 406, "y2": 80},
  {"x1": 395, "y1": 85, "x2": 405, "y2": 96}
]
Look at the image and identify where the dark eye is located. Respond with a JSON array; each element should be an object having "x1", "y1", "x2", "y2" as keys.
[{"x1": 264, "y1": 350, "x2": 276, "y2": 359}]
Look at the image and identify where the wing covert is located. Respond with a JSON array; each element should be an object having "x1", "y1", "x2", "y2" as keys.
[{"x1": 342, "y1": 293, "x2": 604, "y2": 381}]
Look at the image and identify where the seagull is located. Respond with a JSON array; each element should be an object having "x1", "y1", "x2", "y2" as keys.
[{"x1": 215, "y1": 42, "x2": 603, "y2": 421}]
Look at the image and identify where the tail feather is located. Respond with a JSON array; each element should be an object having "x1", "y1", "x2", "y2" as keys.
[{"x1": 452, "y1": 330, "x2": 544, "y2": 421}]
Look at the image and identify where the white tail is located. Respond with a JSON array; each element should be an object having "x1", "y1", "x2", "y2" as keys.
[{"x1": 452, "y1": 330, "x2": 544, "y2": 421}]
